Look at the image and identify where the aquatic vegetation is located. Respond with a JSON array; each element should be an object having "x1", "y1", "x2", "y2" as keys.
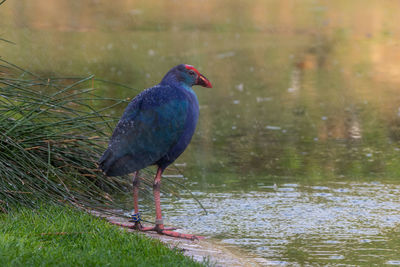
[{"x1": 0, "y1": 59, "x2": 127, "y2": 212}]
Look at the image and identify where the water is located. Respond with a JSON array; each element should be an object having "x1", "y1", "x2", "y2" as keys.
[
  {"x1": 161, "y1": 182, "x2": 400, "y2": 265},
  {"x1": 2, "y1": 0, "x2": 400, "y2": 264}
]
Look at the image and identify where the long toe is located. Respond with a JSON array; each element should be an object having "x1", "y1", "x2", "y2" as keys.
[
  {"x1": 160, "y1": 230, "x2": 205, "y2": 240},
  {"x1": 109, "y1": 221, "x2": 193, "y2": 238},
  {"x1": 140, "y1": 226, "x2": 178, "y2": 231}
]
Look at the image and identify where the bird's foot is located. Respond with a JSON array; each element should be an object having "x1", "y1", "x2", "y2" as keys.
[
  {"x1": 108, "y1": 221, "x2": 176, "y2": 231},
  {"x1": 143, "y1": 224, "x2": 204, "y2": 240},
  {"x1": 157, "y1": 229, "x2": 204, "y2": 240},
  {"x1": 109, "y1": 221, "x2": 202, "y2": 240},
  {"x1": 138, "y1": 225, "x2": 178, "y2": 231}
]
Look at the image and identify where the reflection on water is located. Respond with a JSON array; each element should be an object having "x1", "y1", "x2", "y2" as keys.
[{"x1": 2, "y1": 0, "x2": 400, "y2": 265}]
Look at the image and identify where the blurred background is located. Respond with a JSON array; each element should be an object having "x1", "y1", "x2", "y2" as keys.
[{"x1": 2, "y1": 0, "x2": 400, "y2": 265}]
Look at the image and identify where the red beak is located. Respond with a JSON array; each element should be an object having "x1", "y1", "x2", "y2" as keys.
[{"x1": 196, "y1": 73, "x2": 212, "y2": 88}]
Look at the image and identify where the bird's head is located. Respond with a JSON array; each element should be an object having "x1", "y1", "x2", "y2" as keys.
[{"x1": 161, "y1": 64, "x2": 212, "y2": 88}]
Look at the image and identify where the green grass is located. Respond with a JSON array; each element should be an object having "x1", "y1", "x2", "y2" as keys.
[{"x1": 0, "y1": 204, "x2": 205, "y2": 267}]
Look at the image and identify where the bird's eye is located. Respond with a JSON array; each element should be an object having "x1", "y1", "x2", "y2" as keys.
[{"x1": 188, "y1": 70, "x2": 196, "y2": 76}]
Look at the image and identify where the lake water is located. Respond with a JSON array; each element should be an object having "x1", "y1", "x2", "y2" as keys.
[{"x1": 2, "y1": 0, "x2": 400, "y2": 265}]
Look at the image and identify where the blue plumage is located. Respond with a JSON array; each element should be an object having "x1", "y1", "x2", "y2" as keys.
[
  {"x1": 99, "y1": 64, "x2": 211, "y2": 176},
  {"x1": 100, "y1": 64, "x2": 212, "y2": 240}
]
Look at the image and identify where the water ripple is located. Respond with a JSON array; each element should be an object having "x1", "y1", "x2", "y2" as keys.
[{"x1": 155, "y1": 182, "x2": 400, "y2": 265}]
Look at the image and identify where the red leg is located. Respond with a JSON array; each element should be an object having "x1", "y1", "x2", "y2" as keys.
[
  {"x1": 132, "y1": 171, "x2": 141, "y2": 229},
  {"x1": 110, "y1": 170, "x2": 176, "y2": 231},
  {"x1": 150, "y1": 168, "x2": 204, "y2": 240},
  {"x1": 110, "y1": 168, "x2": 203, "y2": 240},
  {"x1": 153, "y1": 168, "x2": 164, "y2": 230},
  {"x1": 133, "y1": 171, "x2": 140, "y2": 214},
  {"x1": 110, "y1": 171, "x2": 143, "y2": 230}
]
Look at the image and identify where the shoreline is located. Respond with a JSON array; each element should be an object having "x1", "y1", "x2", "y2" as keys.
[{"x1": 105, "y1": 214, "x2": 268, "y2": 266}]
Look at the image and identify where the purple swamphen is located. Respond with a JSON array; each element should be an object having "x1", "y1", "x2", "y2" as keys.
[{"x1": 99, "y1": 64, "x2": 212, "y2": 240}]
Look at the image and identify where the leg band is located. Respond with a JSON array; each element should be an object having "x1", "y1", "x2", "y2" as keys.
[{"x1": 130, "y1": 212, "x2": 141, "y2": 222}]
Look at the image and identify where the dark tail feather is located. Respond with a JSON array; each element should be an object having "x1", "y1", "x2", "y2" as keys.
[
  {"x1": 98, "y1": 149, "x2": 116, "y2": 176},
  {"x1": 99, "y1": 149, "x2": 137, "y2": 176}
]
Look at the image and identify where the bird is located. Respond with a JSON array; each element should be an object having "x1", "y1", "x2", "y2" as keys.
[{"x1": 99, "y1": 64, "x2": 212, "y2": 240}]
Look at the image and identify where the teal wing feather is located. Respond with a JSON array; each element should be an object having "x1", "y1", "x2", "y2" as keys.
[{"x1": 99, "y1": 86, "x2": 188, "y2": 176}]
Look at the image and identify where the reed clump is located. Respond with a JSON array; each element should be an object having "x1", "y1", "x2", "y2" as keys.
[{"x1": 0, "y1": 59, "x2": 138, "y2": 213}]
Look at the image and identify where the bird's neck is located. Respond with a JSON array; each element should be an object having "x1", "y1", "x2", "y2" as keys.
[
  {"x1": 160, "y1": 72, "x2": 180, "y2": 87},
  {"x1": 160, "y1": 77, "x2": 195, "y2": 94},
  {"x1": 179, "y1": 82, "x2": 196, "y2": 94}
]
